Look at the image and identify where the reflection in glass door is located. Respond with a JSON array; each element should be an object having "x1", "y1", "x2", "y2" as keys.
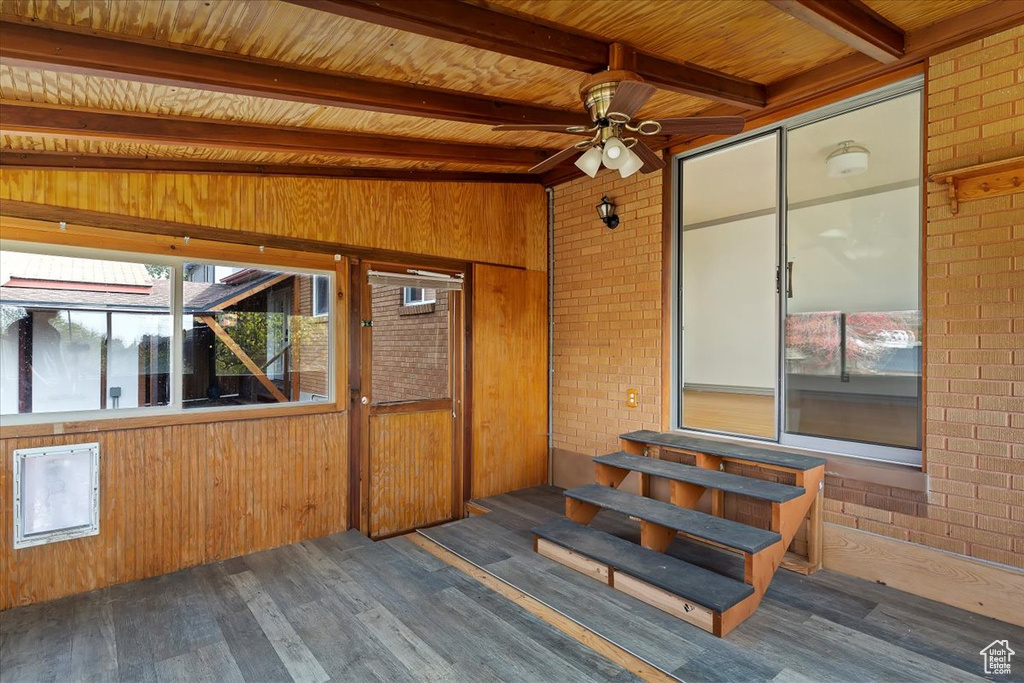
[
  {"x1": 680, "y1": 134, "x2": 778, "y2": 439},
  {"x1": 783, "y1": 92, "x2": 923, "y2": 455}
]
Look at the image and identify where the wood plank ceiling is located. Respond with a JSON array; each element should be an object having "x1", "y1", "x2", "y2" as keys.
[{"x1": 0, "y1": 0, "x2": 1018, "y2": 185}]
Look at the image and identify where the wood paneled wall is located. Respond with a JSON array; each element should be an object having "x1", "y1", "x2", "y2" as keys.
[
  {"x1": 0, "y1": 169, "x2": 550, "y2": 609},
  {"x1": 0, "y1": 412, "x2": 348, "y2": 610},
  {"x1": 472, "y1": 264, "x2": 549, "y2": 498},
  {"x1": 0, "y1": 170, "x2": 548, "y2": 271},
  {"x1": 369, "y1": 409, "x2": 454, "y2": 538}
]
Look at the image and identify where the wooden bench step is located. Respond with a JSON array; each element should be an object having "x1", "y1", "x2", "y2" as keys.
[
  {"x1": 621, "y1": 430, "x2": 827, "y2": 471},
  {"x1": 595, "y1": 451, "x2": 804, "y2": 503},
  {"x1": 533, "y1": 518, "x2": 754, "y2": 613},
  {"x1": 565, "y1": 484, "x2": 782, "y2": 554}
]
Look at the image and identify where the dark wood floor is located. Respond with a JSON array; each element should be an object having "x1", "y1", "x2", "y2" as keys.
[
  {"x1": 422, "y1": 486, "x2": 1024, "y2": 683},
  {"x1": 0, "y1": 528, "x2": 637, "y2": 683}
]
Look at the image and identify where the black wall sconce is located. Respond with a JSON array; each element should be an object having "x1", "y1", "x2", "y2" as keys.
[{"x1": 596, "y1": 195, "x2": 619, "y2": 229}]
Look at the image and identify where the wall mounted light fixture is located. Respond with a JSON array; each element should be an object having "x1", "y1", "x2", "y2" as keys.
[{"x1": 596, "y1": 195, "x2": 619, "y2": 229}]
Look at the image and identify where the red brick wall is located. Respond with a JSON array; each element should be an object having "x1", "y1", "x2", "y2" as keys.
[
  {"x1": 913, "y1": 26, "x2": 1024, "y2": 566},
  {"x1": 550, "y1": 26, "x2": 1024, "y2": 569},
  {"x1": 550, "y1": 171, "x2": 663, "y2": 476},
  {"x1": 295, "y1": 275, "x2": 330, "y2": 398},
  {"x1": 371, "y1": 285, "x2": 450, "y2": 404}
]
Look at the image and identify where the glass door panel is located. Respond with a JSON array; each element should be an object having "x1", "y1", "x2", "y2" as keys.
[
  {"x1": 783, "y1": 92, "x2": 922, "y2": 452},
  {"x1": 680, "y1": 133, "x2": 778, "y2": 439}
]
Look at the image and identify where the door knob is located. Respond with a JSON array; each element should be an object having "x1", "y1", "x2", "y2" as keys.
[{"x1": 361, "y1": 396, "x2": 369, "y2": 405}]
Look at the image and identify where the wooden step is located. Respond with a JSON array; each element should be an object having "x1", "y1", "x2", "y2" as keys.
[
  {"x1": 595, "y1": 451, "x2": 805, "y2": 503},
  {"x1": 533, "y1": 519, "x2": 754, "y2": 614},
  {"x1": 620, "y1": 430, "x2": 827, "y2": 471},
  {"x1": 565, "y1": 484, "x2": 782, "y2": 554}
]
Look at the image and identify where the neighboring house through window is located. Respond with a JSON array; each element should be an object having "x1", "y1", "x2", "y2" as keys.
[
  {"x1": 402, "y1": 287, "x2": 435, "y2": 306},
  {"x1": 0, "y1": 247, "x2": 334, "y2": 422}
]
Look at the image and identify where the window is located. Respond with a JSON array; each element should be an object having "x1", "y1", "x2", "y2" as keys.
[
  {"x1": 0, "y1": 250, "x2": 172, "y2": 416},
  {"x1": 0, "y1": 246, "x2": 334, "y2": 421},
  {"x1": 675, "y1": 79, "x2": 923, "y2": 465},
  {"x1": 402, "y1": 287, "x2": 435, "y2": 306},
  {"x1": 182, "y1": 262, "x2": 332, "y2": 408},
  {"x1": 313, "y1": 275, "x2": 330, "y2": 317}
]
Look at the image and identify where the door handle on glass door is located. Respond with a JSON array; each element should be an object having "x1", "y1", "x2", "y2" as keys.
[{"x1": 786, "y1": 261, "x2": 794, "y2": 299}]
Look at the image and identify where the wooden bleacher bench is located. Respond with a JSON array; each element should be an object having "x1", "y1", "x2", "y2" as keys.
[
  {"x1": 594, "y1": 451, "x2": 804, "y2": 503},
  {"x1": 532, "y1": 430, "x2": 827, "y2": 637},
  {"x1": 533, "y1": 518, "x2": 754, "y2": 633},
  {"x1": 565, "y1": 484, "x2": 783, "y2": 554}
]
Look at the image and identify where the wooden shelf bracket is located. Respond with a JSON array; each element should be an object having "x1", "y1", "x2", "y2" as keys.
[{"x1": 929, "y1": 155, "x2": 1024, "y2": 215}]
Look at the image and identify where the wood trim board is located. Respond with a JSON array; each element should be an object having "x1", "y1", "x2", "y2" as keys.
[{"x1": 823, "y1": 523, "x2": 1024, "y2": 627}]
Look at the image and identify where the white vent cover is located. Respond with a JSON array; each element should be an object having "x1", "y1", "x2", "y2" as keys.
[{"x1": 14, "y1": 442, "x2": 100, "y2": 549}]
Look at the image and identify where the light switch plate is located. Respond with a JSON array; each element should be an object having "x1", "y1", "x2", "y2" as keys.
[{"x1": 626, "y1": 388, "x2": 638, "y2": 408}]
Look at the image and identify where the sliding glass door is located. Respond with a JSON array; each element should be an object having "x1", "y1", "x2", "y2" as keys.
[
  {"x1": 679, "y1": 133, "x2": 778, "y2": 439},
  {"x1": 677, "y1": 81, "x2": 923, "y2": 464},
  {"x1": 782, "y1": 91, "x2": 923, "y2": 458}
]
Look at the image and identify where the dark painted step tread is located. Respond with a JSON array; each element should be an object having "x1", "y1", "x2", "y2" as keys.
[
  {"x1": 533, "y1": 518, "x2": 754, "y2": 612},
  {"x1": 621, "y1": 430, "x2": 827, "y2": 471},
  {"x1": 566, "y1": 484, "x2": 782, "y2": 554},
  {"x1": 595, "y1": 452, "x2": 804, "y2": 503}
]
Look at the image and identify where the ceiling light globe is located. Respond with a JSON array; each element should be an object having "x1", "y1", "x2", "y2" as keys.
[
  {"x1": 602, "y1": 137, "x2": 629, "y2": 170},
  {"x1": 618, "y1": 147, "x2": 644, "y2": 178},
  {"x1": 574, "y1": 146, "x2": 603, "y2": 178}
]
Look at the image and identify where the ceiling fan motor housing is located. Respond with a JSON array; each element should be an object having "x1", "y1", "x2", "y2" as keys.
[{"x1": 580, "y1": 70, "x2": 645, "y2": 123}]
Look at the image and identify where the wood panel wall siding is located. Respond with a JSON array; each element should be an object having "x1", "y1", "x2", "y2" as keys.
[
  {"x1": 471, "y1": 264, "x2": 548, "y2": 499},
  {"x1": 368, "y1": 409, "x2": 454, "y2": 538},
  {"x1": 0, "y1": 170, "x2": 549, "y2": 271},
  {"x1": 0, "y1": 412, "x2": 348, "y2": 610}
]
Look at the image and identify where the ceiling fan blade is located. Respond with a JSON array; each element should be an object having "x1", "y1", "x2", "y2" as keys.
[
  {"x1": 652, "y1": 116, "x2": 746, "y2": 136},
  {"x1": 529, "y1": 145, "x2": 583, "y2": 174},
  {"x1": 631, "y1": 140, "x2": 666, "y2": 173},
  {"x1": 607, "y1": 80, "x2": 657, "y2": 120},
  {"x1": 492, "y1": 124, "x2": 592, "y2": 135}
]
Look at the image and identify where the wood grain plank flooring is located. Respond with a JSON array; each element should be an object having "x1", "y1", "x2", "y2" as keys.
[
  {"x1": 419, "y1": 486, "x2": 1024, "y2": 683},
  {"x1": 0, "y1": 529, "x2": 638, "y2": 683}
]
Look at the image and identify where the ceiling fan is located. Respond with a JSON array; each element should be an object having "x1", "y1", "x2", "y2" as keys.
[{"x1": 494, "y1": 71, "x2": 745, "y2": 178}]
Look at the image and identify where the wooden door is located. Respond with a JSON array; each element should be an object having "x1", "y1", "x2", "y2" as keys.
[{"x1": 356, "y1": 262, "x2": 463, "y2": 538}]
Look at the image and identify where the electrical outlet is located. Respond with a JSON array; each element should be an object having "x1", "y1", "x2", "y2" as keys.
[{"x1": 626, "y1": 388, "x2": 638, "y2": 408}]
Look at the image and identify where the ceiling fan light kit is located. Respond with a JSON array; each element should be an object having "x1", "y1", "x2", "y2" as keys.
[
  {"x1": 574, "y1": 146, "x2": 604, "y2": 178},
  {"x1": 492, "y1": 70, "x2": 746, "y2": 177}
]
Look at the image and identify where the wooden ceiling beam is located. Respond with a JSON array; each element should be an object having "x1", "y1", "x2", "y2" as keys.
[
  {"x1": 285, "y1": 0, "x2": 768, "y2": 109},
  {"x1": 0, "y1": 103, "x2": 553, "y2": 167},
  {"x1": 766, "y1": 0, "x2": 904, "y2": 64},
  {"x1": 286, "y1": 0, "x2": 609, "y2": 72},
  {"x1": 769, "y1": 0, "x2": 1024, "y2": 105},
  {"x1": 0, "y1": 151, "x2": 541, "y2": 183},
  {"x1": 0, "y1": 20, "x2": 585, "y2": 128}
]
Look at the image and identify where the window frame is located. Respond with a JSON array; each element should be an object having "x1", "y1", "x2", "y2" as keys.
[
  {"x1": 312, "y1": 274, "x2": 330, "y2": 317},
  {"x1": 0, "y1": 239, "x2": 336, "y2": 426},
  {"x1": 402, "y1": 286, "x2": 435, "y2": 306},
  {"x1": 670, "y1": 76, "x2": 925, "y2": 468}
]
